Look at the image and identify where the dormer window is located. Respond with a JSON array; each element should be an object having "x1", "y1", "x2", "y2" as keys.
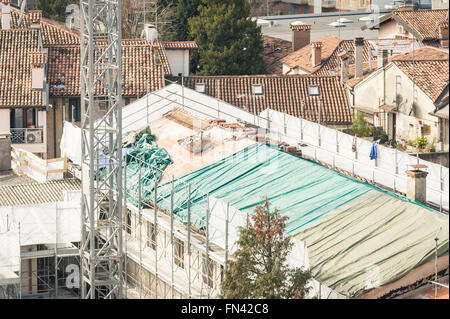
[
  {"x1": 327, "y1": 69, "x2": 336, "y2": 75},
  {"x1": 195, "y1": 83, "x2": 205, "y2": 93},
  {"x1": 252, "y1": 84, "x2": 263, "y2": 95}
]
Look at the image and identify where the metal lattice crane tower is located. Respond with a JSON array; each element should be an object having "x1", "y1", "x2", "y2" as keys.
[{"x1": 80, "y1": 0, "x2": 123, "y2": 299}]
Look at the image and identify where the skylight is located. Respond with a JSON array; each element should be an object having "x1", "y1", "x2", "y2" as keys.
[
  {"x1": 308, "y1": 85, "x2": 320, "y2": 96},
  {"x1": 252, "y1": 84, "x2": 263, "y2": 95}
]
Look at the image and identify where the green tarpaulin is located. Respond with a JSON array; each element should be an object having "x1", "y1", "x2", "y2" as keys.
[{"x1": 157, "y1": 143, "x2": 373, "y2": 232}]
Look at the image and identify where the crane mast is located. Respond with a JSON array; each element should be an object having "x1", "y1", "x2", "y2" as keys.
[{"x1": 80, "y1": 0, "x2": 123, "y2": 299}]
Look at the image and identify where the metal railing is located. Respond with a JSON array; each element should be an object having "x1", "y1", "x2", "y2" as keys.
[{"x1": 10, "y1": 128, "x2": 44, "y2": 144}]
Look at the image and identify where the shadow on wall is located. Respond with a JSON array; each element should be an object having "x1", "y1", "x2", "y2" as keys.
[{"x1": 417, "y1": 151, "x2": 449, "y2": 168}]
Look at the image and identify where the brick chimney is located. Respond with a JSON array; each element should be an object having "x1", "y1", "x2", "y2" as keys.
[
  {"x1": 438, "y1": 21, "x2": 449, "y2": 48},
  {"x1": 29, "y1": 10, "x2": 42, "y2": 29},
  {"x1": 1, "y1": 0, "x2": 11, "y2": 30},
  {"x1": 338, "y1": 51, "x2": 350, "y2": 85},
  {"x1": 29, "y1": 51, "x2": 47, "y2": 90},
  {"x1": 377, "y1": 48, "x2": 388, "y2": 69},
  {"x1": 354, "y1": 37, "x2": 364, "y2": 78},
  {"x1": 291, "y1": 24, "x2": 311, "y2": 52},
  {"x1": 405, "y1": 164, "x2": 429, "y2": 204},
  {"x1": 311, "y1": 41, "x2": 322, "y2": 67}
]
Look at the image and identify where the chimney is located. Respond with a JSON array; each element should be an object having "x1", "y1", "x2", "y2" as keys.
[
  {"x1": 290, "y1": 24, "x2": 311, "y2": 52},
  {"x1": 1, "y1": 0, "x2": 11, "y2": 30},
  {"x1": 144, "y1": 23, "x2": 159, "y2": 43},
  {"x1": 29, "y1": 10, "x2": 42, "y2": 29},
  {"x1": 438, "y1": 21, "x2": 449, "y2": 48},
  {"x1": 29, "y1": 51, "x2": 47, "y2": 90},
  {"x1": 0, "y1": 132, "x2": 11, "y2": 171},
  {"x1": 354, "y1": 37, "x2": 364, "y2": 78},
  {"x1": 311, "y1": 41, "x2": 322, "y2": 67},
  {"x1": 338, "y1": 51, "x2": 350, "y2": 85},
  {"x1": 377, "y1": 48, "x2": 388, "y2": 69},
  {"x1": 405, "y1": 164, "x2": 429, "y2": 204}
]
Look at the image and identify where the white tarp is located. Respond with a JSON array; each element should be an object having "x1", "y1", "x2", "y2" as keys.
[
  {"x1": 208, "y1": 196, "x2": 248, "y2": 254},
  {"x1": 0, "y1": 190, "x2": 81, "y2": 252},
  {"x1": 0, "y1": 230, "x2": 20, "y2": 273},
  {"x1": 60, "y1": 121, "x2": 82, "y2": 166}
]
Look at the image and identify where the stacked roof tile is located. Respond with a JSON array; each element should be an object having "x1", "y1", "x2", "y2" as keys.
[{"x1": 171, "y1": 75, "x2": 352, "y2": 125}]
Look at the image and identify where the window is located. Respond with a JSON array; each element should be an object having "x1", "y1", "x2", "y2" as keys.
[
  {"x1": 195, "y1": 83, "x2": 205, "y2": 93},
  {"x1": 147, "y1": 221, "x2": 156, "y2": 250},
  {"x1": 202, "y1": 254, "x2": 214, "y2": 288},
  {"x1": 327, "y1": 69, "x2": 336, "y2": 75},
  {"x1": 308, "y1": 85, "x2": 320, "y2": 96},
  {"x1": 174, "y1": 238, "x2": 185, "y2": 268},
  {"x1": 68, "y1": 98, "x2": 81, "y2": 122},
  {"x1": 251, "y1": 84, "x2": 263, "y2": 95},
  {"x1": 220, "y1": 265, "x2": 225, "y2": 283}
]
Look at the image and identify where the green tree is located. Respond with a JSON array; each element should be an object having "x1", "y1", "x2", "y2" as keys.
[
  {"x1": 158, "y1": 0, "x2": 202, "y2": 41},
  {"x1": 221, "y1": 198, "x2": 312, "y2": 299},
  {"x1": 188, "y1": 0, "x2": 265, "y2": 75},
  {"x1": 34, "y1": 0, "x2": 77, "y2": 22}
]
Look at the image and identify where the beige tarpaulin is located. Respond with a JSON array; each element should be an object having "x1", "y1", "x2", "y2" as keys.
[{"x1": 295, "y1": 190, "x2": 449, "y2": 298}]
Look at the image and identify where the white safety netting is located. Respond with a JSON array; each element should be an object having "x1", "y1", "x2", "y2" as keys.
[
  {"x1": 261, "y1": 109, "x2": 449, "y2": 211},
  {"x1": 0, "y1": 190, "x2": 81, "y2": 273}
]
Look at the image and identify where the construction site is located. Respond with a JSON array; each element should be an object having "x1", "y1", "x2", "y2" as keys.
[{"x1": 0, "y1": 0, "x2": 449, "y2": 300}]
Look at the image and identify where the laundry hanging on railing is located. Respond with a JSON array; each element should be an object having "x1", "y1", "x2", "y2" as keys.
[{"x1": 370, "y1": 141, "x2": 378, "y2": 160}]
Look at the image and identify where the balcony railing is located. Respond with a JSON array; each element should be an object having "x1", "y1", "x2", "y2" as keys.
[{"x1": 10, "y1": 128, "x2": 44, "y2": 144}]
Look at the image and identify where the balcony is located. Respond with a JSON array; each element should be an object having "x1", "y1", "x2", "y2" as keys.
[{"x1": 10, "y1": 128, "x2": 44, "y2": 144}]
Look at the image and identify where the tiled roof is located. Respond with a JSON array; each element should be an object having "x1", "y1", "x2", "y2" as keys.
[
  {"x1": 281, "y1": 34, "x2": 374, "y2": 75},
  {"x1": 393, "y1": 9, "x2": 449, "y2": 41},
  {"x1": 1, "y1": 8, "x2": 170, "y2": 99},
  {"x1": 163, "y1": 41, "x2": 198, "y2": 50},
  {"x1": 391, "y1": 47, "x2": 449, "y2": 103},
  {"x1": 262, "y1": 35, "x2": 292, "y2": 74},
  {"x1": 0, "y1": 29, "x2": 44, "y2": 107},
  {"x1": 169, "y1": 75, "x2": 352, "y2": 125},
  {"x1": 394, "y1": 60, "x2": 449, "y2": 103},
  {"x1": 0, "y1": 179, "x2": 81, "y2": 206},
  {"x1": 0, "y1": 8, "x2": 80, "y2": 46},
  {"x1": 48, "y1": 43, "x2": 165, "y2": 97}
]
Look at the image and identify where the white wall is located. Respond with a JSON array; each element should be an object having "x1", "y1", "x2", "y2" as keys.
[
  {"x1": 0, "y1": 109, "x2": 10, "y2": 132},
  {"x1": 166, "y1": 50, "x2": 190, "y2": 76},
  {"x1": 353, "y1": 63, "x2": 439, "y2": 142}
]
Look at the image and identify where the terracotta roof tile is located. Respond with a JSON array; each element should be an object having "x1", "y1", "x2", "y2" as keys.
[
  {"x1": 1, "y1": 8, "x2": 169, "y2": 100},
  {"x1": 262, "y1": 35, "x2": 292, "y2": 74},
  {"x1": 281, "y1": 34, "x2": 374, "y2": 76},
  {"x1": 393, "y1": 9, "x2": 449, "y2": 41},
  {"x1": 0, "y1": 29, "x2": 44, "y2": 107},
  {"x1": 169, "y1": 75, "x2": 352, "y2": 125},
  {"x1": 48, "y1": 43, "x2": 165, "y2": 97},
  {"x1": 163, "y1": 41, "x2": 198, "y2": 50}
]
